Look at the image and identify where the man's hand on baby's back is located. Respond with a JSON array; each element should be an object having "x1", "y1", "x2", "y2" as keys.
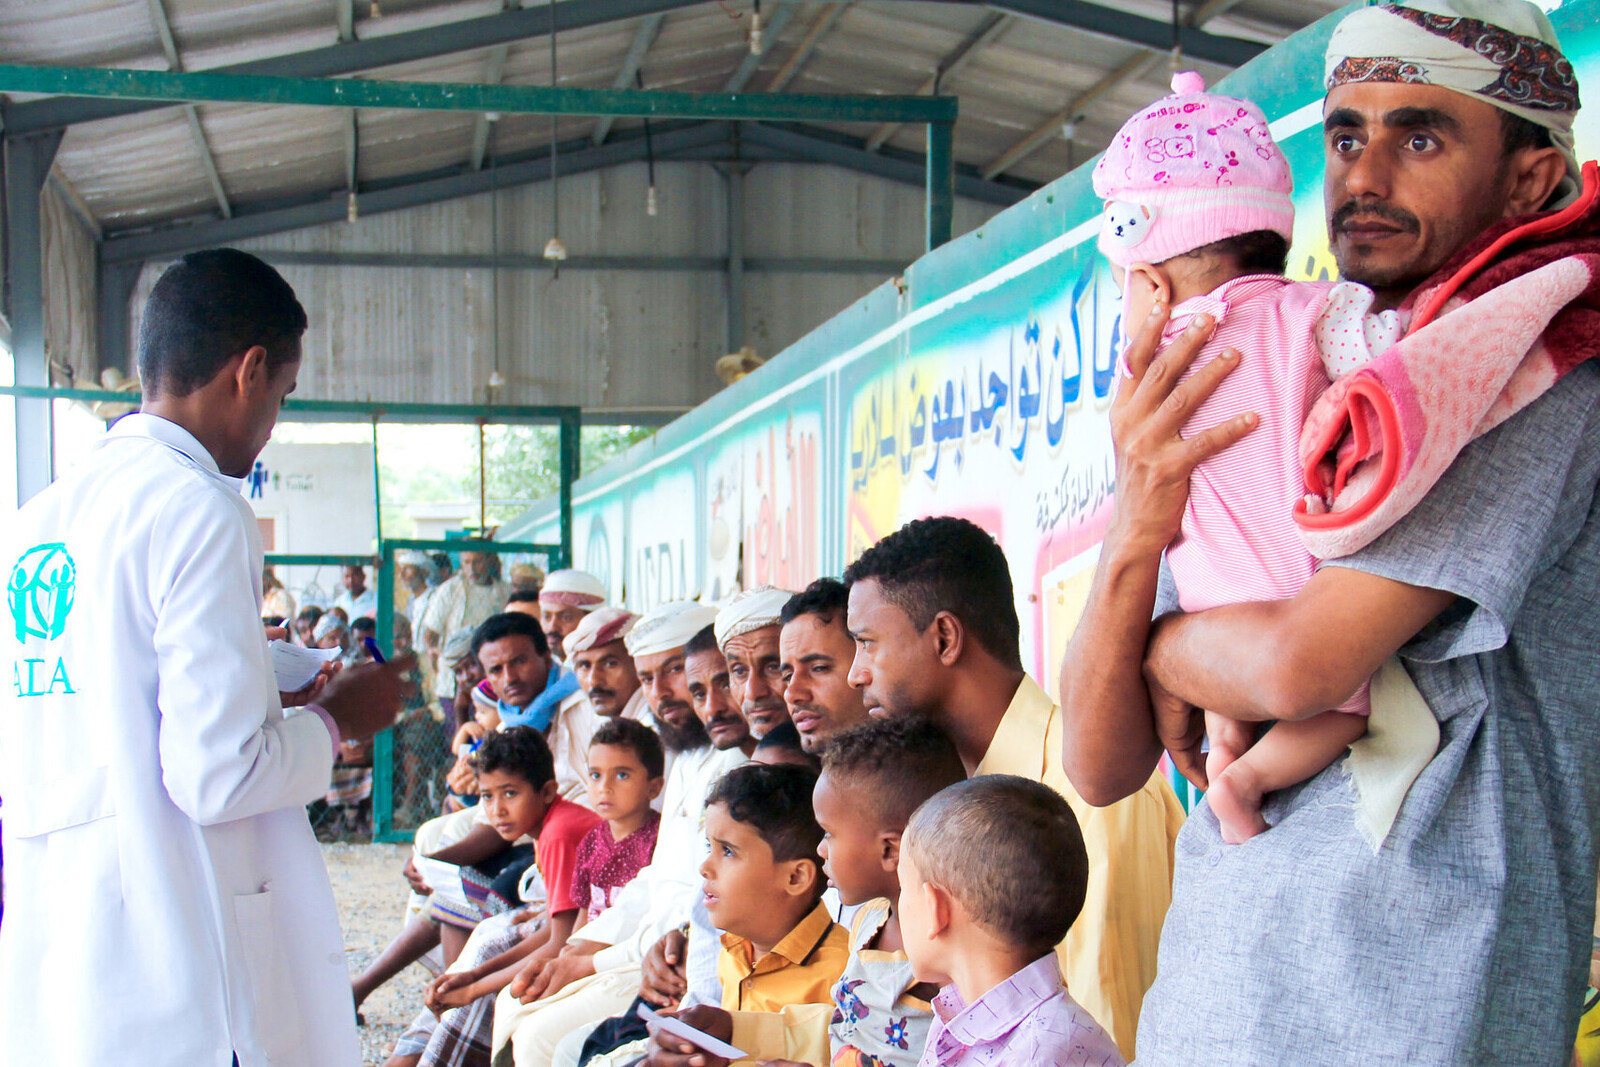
[{"x1": 1108, "y1": 306, "x2": 1256, "y2": 558}]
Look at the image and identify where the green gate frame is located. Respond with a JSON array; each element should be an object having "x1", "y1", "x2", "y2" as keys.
[{"x1": 372, "y1": 537, "x2": 567, "y2": 842}]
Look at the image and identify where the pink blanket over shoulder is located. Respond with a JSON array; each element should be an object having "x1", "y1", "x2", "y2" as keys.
[{"x1": 1295, "y1": 160, "x2": 1600, "y2": 558}]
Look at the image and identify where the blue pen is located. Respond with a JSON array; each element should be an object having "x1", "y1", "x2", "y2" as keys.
[{"x1": 362, "y1": 636, "x2": 386, "y2": 663}]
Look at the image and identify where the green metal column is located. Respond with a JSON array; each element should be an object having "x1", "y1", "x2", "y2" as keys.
[
  {"x1": 373, "y1": 546, "x2": 397, "y2": 840},
  {"x1": 558, "y1": 412, "x2": 581, "y2": 570},
  {"x1": 926, "y1": 120, "x2": 955, "y2": 252}
]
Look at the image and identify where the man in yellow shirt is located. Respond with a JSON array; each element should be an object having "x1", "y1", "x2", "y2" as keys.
[{"x1": 841, "y1": 516, "x2": 1184, "y2": 1059}]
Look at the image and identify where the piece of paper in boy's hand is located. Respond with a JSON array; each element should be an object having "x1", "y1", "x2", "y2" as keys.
[
  {"x1": 269, "y1": 640, "x2": 342, "y2": 692},
  {"x1": 636, "y1": 1003, "x2": 747, "y2": 1060}
]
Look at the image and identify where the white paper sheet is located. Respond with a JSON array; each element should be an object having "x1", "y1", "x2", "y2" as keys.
[
  {"x1": 269, "y1": 640, "x2": 342, "y2": 692},
  {"x1": 636, "y1": 1003, "x2": 748, "y2": 1060}
]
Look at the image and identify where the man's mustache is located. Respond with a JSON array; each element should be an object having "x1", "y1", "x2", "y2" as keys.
[
  {"x1": 588, "y1": 687, "x2": 613, "y2": 701},
  {"x1": 1330, "y1": 198, "x2": 1420, "y2": 235},
  {"x1": 709, "y1": 711, "x2": 746, "y2": 729},
  {"x1": 655, "y1": 699, "x2": 692, "y2": 717},
  {"x1": 746, "y1": 698, "x2": 787, "y2": 713}
]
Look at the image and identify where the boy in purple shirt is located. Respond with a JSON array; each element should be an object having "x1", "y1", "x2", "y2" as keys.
[{"x1": 899, "y1": 776, "x2": 1123, "y2": 1067}]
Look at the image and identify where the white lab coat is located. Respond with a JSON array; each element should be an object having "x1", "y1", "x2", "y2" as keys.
[{"x1": 0, "y1": 414, "x2": 359, "y2": 1067}]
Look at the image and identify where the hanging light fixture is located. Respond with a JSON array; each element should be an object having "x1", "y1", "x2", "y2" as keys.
[
  {"x1": 347, "y1": 189, "x2": 358, "y2": 224},
  {"x1": 369, "y1": 0, "x2": 381, "y2": 18},
  {"x1": 639, "y1": 71, "x2": 659, "y2": 217},
  {"x1": 543, "y1": 0, "x2": 566, "y2": 274},
  {"x1": 750, "y1": 0, "x2": 763, "y2": 55}
]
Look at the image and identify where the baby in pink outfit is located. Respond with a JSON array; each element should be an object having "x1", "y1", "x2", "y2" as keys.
[{"x1": 1092, "y1": 73, "x2": 1408, "y2": 843}]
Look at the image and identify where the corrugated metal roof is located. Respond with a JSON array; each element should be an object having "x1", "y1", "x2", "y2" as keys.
[{"x1": 3, "y1": 0, "x2": 1343, "y2": 234}]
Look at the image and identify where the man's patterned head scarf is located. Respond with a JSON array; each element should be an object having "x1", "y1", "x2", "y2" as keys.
[{"x1": 1325, "y1": 0, "x2": 1582, "y2": 207}]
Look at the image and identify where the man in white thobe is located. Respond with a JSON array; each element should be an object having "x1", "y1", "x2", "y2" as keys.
[{"x1": 1, "y1": 250, "x2": 412, "y2": 1067}]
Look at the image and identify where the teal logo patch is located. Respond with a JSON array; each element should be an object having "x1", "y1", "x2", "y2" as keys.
[{"x1": 9, "y1": 543, "x2": 76, "y2": 642}]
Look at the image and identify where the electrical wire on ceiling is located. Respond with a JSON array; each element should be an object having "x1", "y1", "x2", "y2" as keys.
[
  {"x1": 543, "y1": 0, "x2": 567, "y2": 272},
  {"x1": 639, "y1": 70, "x2": 659, "y2": 217}
]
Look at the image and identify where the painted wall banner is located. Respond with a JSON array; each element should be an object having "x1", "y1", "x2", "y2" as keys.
[{"x1": 505, "y1": 0, "x2": 1600, "y2": 691}]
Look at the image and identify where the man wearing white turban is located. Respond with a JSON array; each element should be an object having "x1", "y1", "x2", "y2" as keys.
[
  {"x1": 1064, "y1": 2, "x2": 1600, "y2": 1062},
  {"x1": 714, "y1": 585, "x2": 796, "y2": 740},
  {"x1": 492, "y1": 601, "x2": 749, "y2": 1067}
]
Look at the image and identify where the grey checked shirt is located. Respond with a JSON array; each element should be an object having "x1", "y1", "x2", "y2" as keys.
[{"x1": 1137, "y1": 364, "x2": 1600, "y2": 1065}]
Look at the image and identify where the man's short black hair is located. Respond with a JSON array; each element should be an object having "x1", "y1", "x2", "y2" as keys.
[
  {"x1": 471, "y1": 611, "x2": 549, "y2": 659},
  {"x1": 706, "y1": 763, "x2": 824, "y2": 871},
  {"x1": 684, "y1": 623, "x2": 721, "y2": 660},
  {"x1": 820, "y1": 716, "x2": 966, "y2": 828},
  {"x1": 842, "y1": 517, "x2": 1023, "y2": 671},
  {"x1": 139, "y1": 249, "x2": 308, "y2": 397},
  {"x1": 780, "y1": 577, "x2": 849, "y2": 628},
  {"x1": 1184, "y1": 230, "x2": 1290, "y2": 275},
  {"x1": 507, "y1": 590, "x2": 542, "y2": 607},
  {"x1": 472, "y1": 725, "x2": 556, "y2": 788},
  {"x1": 754, "y1": 721, "x2": 821, "y2": 771},
  {"x1": 295, "y1": 605, "x2": 324, "y2": 628},
  {"x1": 590, "y1": 717, "x2": 666, "y2": 779},
  {"x1": 351, "y1": 617, "x2": 376, "y2": 638},
  {"x1": 1502, "y1": 110, "x2": 1553, "y2": 155},
  {"x1": 906, "y1": 775, "x2": 1088, "y2": 959}
]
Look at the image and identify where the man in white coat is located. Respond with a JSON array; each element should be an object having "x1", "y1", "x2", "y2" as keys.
[{"x1": 1, "y1": 249, "x2": 414, "y2": 1067}]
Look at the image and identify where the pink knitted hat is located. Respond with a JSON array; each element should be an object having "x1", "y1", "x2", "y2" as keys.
[{"x1": 1091, "y1": 71, "x2": 1293, "y2": 268}]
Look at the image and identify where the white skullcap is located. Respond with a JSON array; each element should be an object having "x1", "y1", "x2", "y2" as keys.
[
  {"x1": 565, "y1": 606, "x2": 638, "y2": 658},
  {"x1": 396, "y1": 549, "x2": 433, "y2": 569},
  {"x1": 625, "y1": 600, "x2": 718, "y2": 658},
  {"x1": 440, "y1": 628, "x2": 477, "y2": 667},
  {"x1": 714, "y1": 585, "x2": 795, "y2": 653},
  {"x1": 539, "y1": 569, "x2": 608, "y2": 611},
  {"x1": 313, "y1": 612, "x2": 347, "y2": 642}
]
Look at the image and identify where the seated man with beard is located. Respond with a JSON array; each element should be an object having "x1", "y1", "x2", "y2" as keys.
[{"x1": 491, "y1": 601, "x2": 750, "y2": 1067}]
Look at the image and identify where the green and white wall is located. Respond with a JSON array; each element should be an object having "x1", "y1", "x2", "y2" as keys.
[{"x1": 503, "y1": 0, "x2": 1600, "y2": 692}]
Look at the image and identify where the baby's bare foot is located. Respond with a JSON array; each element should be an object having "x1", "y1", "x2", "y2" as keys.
[{"x1": 1207, "y1": 765, "x2": 1269, "y2": 844}]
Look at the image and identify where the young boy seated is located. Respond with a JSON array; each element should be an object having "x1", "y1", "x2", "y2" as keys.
[
  {"x1": 702, "y1": 763, "x2": 849, "y2": 1014},
  {"x1": 386, "y1": 727, "x2": 600, "y2": 1067},
  {"x1": 574, "y1": 719, "x2": 665, "y2": 926},
  {"x1": 647, "y1": 716, "x2": 968, "y2": 1067},
  {"x1": 901, "y1": 775, "x2": 1122, "y2": 1067},
  {"x1": 593, "y1": 763, "x2": 850, "y2": 1067}
]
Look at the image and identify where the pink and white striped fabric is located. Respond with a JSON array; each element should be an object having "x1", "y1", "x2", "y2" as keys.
[{"x1": 1159, "y1": 274, "x2": 1395, "y2": 717}]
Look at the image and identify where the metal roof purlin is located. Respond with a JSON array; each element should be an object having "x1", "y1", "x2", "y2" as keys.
[
  {"x1": 100, "y1": 121, "x2": 732, "y2": 261},
  {"x1": 0, "y1": 63, "x2": 958, "y2": 124},
  {"x1": 988, "y1": 0, "x2": 1264, "y2": 66},
  {"x1": 0, "y1": 0, "x2": 708, "y2": 134},
  {"x1": 98, "y1": 120, "x2": 1025, "y2": 264},
  {"x1": 591, "y1": 13, "x2": 666, "y2": 146},
  {"x1": 865, "y1": 10, "x2": 1008, "y2": 153}
]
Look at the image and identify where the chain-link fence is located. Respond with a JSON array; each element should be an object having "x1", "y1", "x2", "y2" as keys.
[{"x1": 373, "y1": 539, "x2": 565, "y2": 842}]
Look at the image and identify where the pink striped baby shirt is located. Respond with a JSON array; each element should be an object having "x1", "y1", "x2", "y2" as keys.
[{"x1": 1159, "y1": 274, "x2": 1403, "y2": 717}]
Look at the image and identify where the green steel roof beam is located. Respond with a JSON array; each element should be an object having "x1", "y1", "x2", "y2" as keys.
[
  {"x1": 0, "y1": 63, "x2": 959, "y2": 124},
  {"x1": 0, "y1": 0, "x2": 707, "y2": 134},
  {"x1": 0, "y1": 385, "x2": 582, "y2": 425}
]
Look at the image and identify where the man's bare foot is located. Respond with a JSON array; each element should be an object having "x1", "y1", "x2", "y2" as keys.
[{"x1": 1207, "y1": 763, "x2": 1269, "y2": 844}]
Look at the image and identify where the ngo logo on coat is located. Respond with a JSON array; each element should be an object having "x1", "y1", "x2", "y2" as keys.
[{"x1": 8, "y1": 543, "x2": 77, "y2": 642}]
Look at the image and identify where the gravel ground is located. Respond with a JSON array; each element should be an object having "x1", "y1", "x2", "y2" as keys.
[{"x1": 324, "y1": 841, "x2": 432, "y2": 1067}]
